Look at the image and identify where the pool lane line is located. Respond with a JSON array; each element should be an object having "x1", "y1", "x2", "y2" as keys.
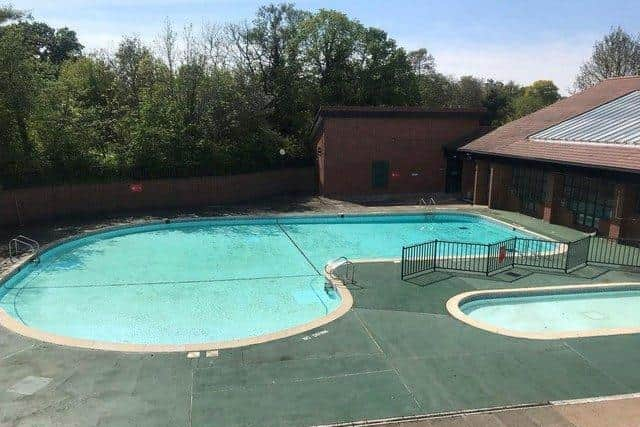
[
  {"x1": 276, "y1": 222, "x2": 322, "y2": 276},
  {"x1": 9, "y1": 274, "x2": 321, "y2": 290}
]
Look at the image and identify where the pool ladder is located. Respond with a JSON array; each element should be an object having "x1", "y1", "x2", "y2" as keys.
[
  {"x1": 419, "y1": 195, "x2": 437, "y2": 211},
  {"x1": 324, "y1": 257, "x2": 356, "y2": 290},
  {"x1": 8, "y1": 235, "x2": 40, "y2": 263}
]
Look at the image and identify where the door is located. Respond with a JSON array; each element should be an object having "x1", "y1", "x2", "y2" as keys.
[
  {"x1": 445, "y1": 154, "x2": 462, "y2": 193},
  {"x1": 371, "y1": 160, "x2": 389, "y2": 189}
]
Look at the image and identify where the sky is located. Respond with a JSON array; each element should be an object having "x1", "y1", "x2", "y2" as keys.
[{"x1": 15, "y1": 0, "x2": 640, "y2": 94}]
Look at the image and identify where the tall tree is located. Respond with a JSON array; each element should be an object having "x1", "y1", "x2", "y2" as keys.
[
  {"x1": 4, "y1": 21, "x2": 82, "y2": 65},
  {"x1": 356, "y1": 27, "x2": 418, "y2": 105},
  {"x1": 232, "y1": 4, "x2": 308, "y2": 135},
  {"x1": 298, "y1": 9, "x2": 362, "y2": 105},
  {"x1": 407, "y1": 48, "x2": 435, "y2": 76},
  {"x1": 574, "y1": 27, "x2": 640, "y2": 91}
]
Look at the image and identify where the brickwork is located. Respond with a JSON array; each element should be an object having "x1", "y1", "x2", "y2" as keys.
[
  {"x1": 0, "y1": 168, "x2": 316, "y2": 226},
  {"x1": 314, "y1": 110, "x2": 483, "y2": 197}
]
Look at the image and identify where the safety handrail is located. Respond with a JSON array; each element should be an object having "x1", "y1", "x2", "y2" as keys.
[
  {"x1": 8, "y1": 235, "x2": 40, "y2": 262},
  {"x1": 418, "y1": 196, "x2": 437, "y2": 208},
  {"x1": 324, "y1": 256, "x2": 356, "y2": 288}
]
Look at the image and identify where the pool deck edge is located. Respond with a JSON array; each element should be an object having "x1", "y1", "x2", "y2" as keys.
[{"x1": 0, "y1": 270, "x2": 354, "y2": 353}]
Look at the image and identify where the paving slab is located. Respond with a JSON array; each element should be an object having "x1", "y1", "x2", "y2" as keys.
[
  {"x1": 239, "y1": 311, "x2": 382, "y2": 364},
  {"x1": 192, "y1": 370, "x2": 419, "y2": 427},
  {"x1": 393, "y1": 347, "x2": 626, "y2": 415},
  {"x1": 356, "y1": 308, "x2": 563, "y2": 361},
  {"x1": 194, "y1": 353, "x2": 391, "y2": 392}
]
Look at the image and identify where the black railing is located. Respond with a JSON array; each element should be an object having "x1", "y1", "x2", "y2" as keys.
[
  {"x1": 589, "y1": 237, "x2": 640, "y2": 267},
  {"x1": 513, "y1": 238, "x2": 568, "y2": 271},
  {"x1": 401, "y1": 240, "x2": 436, "y2": 277},
  {"x1": 401, "y1": 235, "x2": 640, "y2": 280}
]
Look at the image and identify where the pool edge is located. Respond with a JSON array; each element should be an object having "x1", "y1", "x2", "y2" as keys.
[
  {"x1": 0, "y1": 272, "x2": 353, "y2": 353},
  {"x1": 446, "y1": 282, "x2": 640, "y2": 340}
]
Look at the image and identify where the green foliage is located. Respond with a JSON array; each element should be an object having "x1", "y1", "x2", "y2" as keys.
[
  {"x1": 574, "y1": 27, "x2": 640, "y2": 91},
  {"x1": 0, "y1": 3, "x2": 565, "y2": 189},
  {"x1": 510, "y1": 80, "x2": 560, "y2": 119}
]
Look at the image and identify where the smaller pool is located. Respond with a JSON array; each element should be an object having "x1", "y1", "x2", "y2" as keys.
[{"x1": 448, "y1": 283, "x2": 640, "y2": 339}]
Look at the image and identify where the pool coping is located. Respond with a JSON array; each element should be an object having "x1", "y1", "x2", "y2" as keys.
[
  {"x1": 0, "y1": 210, "x2": 552, "y2": 353},
  {"x1": 0, "y1": 265, "x2": 353, "y2": 353},
  {"x1": 446, "y1": 282, "x2": 640, "y2": 340}
]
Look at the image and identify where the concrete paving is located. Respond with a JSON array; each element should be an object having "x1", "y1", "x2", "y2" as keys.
[{"x1": 1, "y1": 199, "x2": 639, "y2": 426}]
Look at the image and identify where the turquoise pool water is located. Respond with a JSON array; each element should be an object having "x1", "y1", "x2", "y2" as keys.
[
  {"x1": 461, "y1": 288, "x2": 640, "y2": 334},
  {"x1": 0, "y1": 213, "x2": 534, "y2": 345}
]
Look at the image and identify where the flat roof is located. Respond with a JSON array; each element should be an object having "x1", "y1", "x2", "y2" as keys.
[
  {"x1": 460, "y1": 76, "x2": 640, "y2": 173},
  {"x1": 312, "y1": 106, "x2": 486, "y2": 141}
]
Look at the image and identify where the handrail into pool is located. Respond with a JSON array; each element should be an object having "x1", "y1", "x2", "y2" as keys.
[
  {"x1": 8, "y1": 235, "x2": 40, "y2": 263},
  {"x1": 324, "y1": 257, "x2": 356, "y2": 289},
  {"x1": 447, "y1": 282, "x2": 640, "y2": 340}
]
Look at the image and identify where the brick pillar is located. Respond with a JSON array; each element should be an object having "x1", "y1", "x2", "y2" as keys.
[
  {"x1": 473, "y1": 160, "x2": 489, "y2": 205},
  {"x1": 542, "y1": 173, "x2": 563, "y2": 223}
]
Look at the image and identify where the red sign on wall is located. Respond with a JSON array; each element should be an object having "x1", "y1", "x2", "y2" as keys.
[{"x1": 129, "y1": 183, "x2": 143, "y2": 193}]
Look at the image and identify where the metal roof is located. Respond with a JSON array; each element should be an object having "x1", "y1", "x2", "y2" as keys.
[{"x1": 530, "y1": 90, "x2": 640, "y2": 146}]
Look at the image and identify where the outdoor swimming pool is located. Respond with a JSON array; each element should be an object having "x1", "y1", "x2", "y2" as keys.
[
  {"x1": 451, "y1": 284, "x2": 640, "y2": 339},
  {"x1": 0, "y1": 213, "x2": 535, "y2": 349}
]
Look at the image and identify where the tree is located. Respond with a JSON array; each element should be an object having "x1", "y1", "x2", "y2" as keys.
[
  {"x1": 231, "y1": 4, "x2": 308, "y2": 135},
  {"x1": 482, "y1": 79, "x2": 521, "y2": 126},
  {"x1": 574, "y1": 27, "x2": 640, "y2": 91},
  {"x1": 452, "y1": 75, "x2": 484, "y2": 108},
  {"x1": 356, "y1": 27, "x2": 418, "y2": 105},
  {"x1": 0, "y1": 4, "x2": 24, "y2": 25},
  {"x1": 298, "y1": 9, "x2": 362, "y2": 105},
  {"x1": 3, "y1": 21, "x2": 83, "y2": 65},
  {"x1": 407, "y1": 48, "x2": 434, "y2": 76},
  {"x1": 511, "y1": 80, "x2": 560, "y2": 119}
]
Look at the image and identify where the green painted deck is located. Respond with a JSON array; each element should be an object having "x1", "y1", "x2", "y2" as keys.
[
  {"x1": 1, "y1": 204, "x2": 639, "y2": 426},
  {"x1": 3, "y1": 260, "x2": 640, "y2": 426}
]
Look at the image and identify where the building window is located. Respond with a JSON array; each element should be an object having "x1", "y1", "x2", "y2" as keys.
[
  {"x1": 511, "y1": 167, "x2": 546, "y2": 214},
  {"x1": 371, "y1": 160, "x2": 389, "y2": 189},
  {"x1": 563, "y1": 175, "x2": 614, "y2": 229}
]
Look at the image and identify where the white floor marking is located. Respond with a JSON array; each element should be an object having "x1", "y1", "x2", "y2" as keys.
[{"x1": 7, "y1": 376, "x2": 52, "y2": 395}]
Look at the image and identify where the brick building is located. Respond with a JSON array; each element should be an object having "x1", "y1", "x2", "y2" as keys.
[
  {"x1": 312, "y1": 106, "x2": 486, "y2": 197},
  {"x1": 460, "y1": 77, "x2": 640, "y2": 240}
]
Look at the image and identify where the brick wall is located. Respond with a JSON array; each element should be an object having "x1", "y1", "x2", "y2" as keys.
[
  {"x1": 318, "y1": 115, "x2": 481, "y2": 197},
  {"x1": 0, "y1": 167, "x2": 316, "y2": 226}
]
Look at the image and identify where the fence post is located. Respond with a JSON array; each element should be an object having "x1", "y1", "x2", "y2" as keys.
[
  {"x1": 401, "y1": 246, "x2": 405, "y2": 278},
  {"x1": 512, "y1": 237, "x2": 517, "y2": 268},
  {"x1": 433, "y1": 240, "x2": 438, "y2": 272},
  {"x1": 486, "y1": 243, "x2": 490, "y2": 276},
  {"x1": 564, "y1": 240, "x2": 570, "y2": 273}
]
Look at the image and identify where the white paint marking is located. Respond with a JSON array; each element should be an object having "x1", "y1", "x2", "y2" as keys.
[{"x1": 7, "y1": 376, "x2": 51, "y2": 395}]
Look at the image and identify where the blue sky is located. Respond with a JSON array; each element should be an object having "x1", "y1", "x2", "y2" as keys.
[{"x1": 16, "y1": 0, "x2": 640, "y2": 94}]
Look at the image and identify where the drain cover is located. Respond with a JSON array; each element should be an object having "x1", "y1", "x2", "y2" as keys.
[
  {"x1": 505, "y1": 271, "x2": 522, "y2": 278},
  {"x1": 7, "y1": 376, "x2": 51, "y2": 395}
]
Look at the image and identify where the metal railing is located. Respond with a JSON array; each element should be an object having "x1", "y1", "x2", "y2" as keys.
[
  {"x1": 418, "y1": 196, "x2": 437, "y2": 209},
  {"x1": 401, "y1": 235, "x2": 640, "y2": 280},
  {"x1": 324, "y1": 256, "x2": 356, "y2": 289},
  {"x1": 8, "y1": 235, "x2": 40, "y2": 262},
  {"x1": 589, "y1": 237, "x2": 640, "y2": 267}
]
